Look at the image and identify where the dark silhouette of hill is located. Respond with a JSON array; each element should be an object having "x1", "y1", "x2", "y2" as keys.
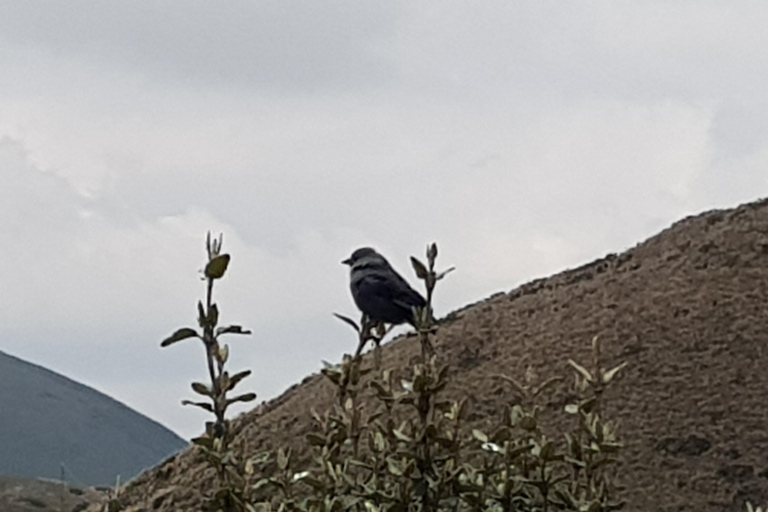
[
  {"x1": 117, "y1": 198, "x2": 768, "y2": 511},
  {"x1": 0, "y1": 349, "x2": 187, "y2": 487}
]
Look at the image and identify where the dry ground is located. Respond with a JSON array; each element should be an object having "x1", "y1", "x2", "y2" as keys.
[
  {"x1": 0, "y1": 475, "x2": 102, "y2": 512},
  {"x1": 112, "y1": 198, "x2": 768, "y2": 512}
]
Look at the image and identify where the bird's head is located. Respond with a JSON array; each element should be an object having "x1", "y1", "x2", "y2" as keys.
[{"x1": 342, "y1": 247, "x2": 382, "y2": 267}]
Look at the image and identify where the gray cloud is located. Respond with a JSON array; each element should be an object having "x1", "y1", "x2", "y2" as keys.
[
  {"x1": 0, "y1": 1, "x2": 401, "y2": 92},
  {"x1": 1, "y1": 1, "x2": 767, "y2": 438}
]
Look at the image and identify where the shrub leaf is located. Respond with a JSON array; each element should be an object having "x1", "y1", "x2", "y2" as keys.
[{"x1": 161, "y1": 327, "x2": 199, "y2": 347}]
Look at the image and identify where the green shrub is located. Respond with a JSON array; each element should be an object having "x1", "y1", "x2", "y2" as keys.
[{"x1": 164, "y1": 238, "x2": 628, "y2": 512}]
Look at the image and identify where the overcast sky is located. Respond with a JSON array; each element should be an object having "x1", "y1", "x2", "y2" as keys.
[{"x1": 1, "y1": 1, "x2": 766, "y2": 440}]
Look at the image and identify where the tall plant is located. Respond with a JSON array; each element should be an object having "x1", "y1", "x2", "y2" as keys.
[{"x1": 161, "y1": 233, "x2": 257, "y2": 512}]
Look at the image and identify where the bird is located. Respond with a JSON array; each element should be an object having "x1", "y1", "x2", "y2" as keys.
[{"x1": 342, "y1": 247, "x2": 427, "y2": 326}]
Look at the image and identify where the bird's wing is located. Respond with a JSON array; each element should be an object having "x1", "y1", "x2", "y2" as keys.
[
  {"x1": 390, "y1": 269, "x2": 427, "y2": 307},
  {"x1": 354, "y1": 271, "x2": 399, "y2": 299},
  {"x1": 356, "y1": 270, "x2": 426, "y2": 307}
]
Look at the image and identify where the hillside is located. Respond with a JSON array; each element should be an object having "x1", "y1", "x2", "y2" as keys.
[
  {"x1": 0, "y1": 350, "x2": 187, "y2": 487},
  {"x1": 118, "y1": 198, "x2": 768, "y2": 512}
]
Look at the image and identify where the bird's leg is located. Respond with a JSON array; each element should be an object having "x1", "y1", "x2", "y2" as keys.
[
  {"x1": 354, "y1": 316, "x2": 389, "y2": 358},
  {"x1": 353, "y1": 313, "x2": 373, "y2": 359},
  {"x1": 372, "y1": 322, "x2": 392, "y2": 369}
]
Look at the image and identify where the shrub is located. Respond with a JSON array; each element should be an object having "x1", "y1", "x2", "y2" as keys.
[{"x1": 161, "y1": 238, "x2": 628, "y2": 512}]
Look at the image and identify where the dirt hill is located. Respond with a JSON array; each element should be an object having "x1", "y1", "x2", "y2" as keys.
[{"x1": 116, "y1": 198, "x2": 768, "y2": 512}]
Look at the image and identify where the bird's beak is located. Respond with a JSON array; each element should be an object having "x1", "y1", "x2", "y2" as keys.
[{"x1": 342, "y1": 258, "x2": 352, "y2": 265}]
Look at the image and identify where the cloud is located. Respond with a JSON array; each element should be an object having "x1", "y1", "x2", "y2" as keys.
[
  {"x1": 1, "y1": 1, "x2": 767, "y2": 439},
  {"x1": 0, "y1": 1, "x2": 401, "y2": 93},
  {"x1": 393, "y1": 2, "x2": 768, "y2": 102},
  {"x1": 0, "y1": 136, "x2": 371, "y2": 436},
  {"x1": 0, "y1": 137, "x2": 88, "y2": 317}
]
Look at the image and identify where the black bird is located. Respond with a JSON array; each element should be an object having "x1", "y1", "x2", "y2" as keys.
[{"x1": 342, "y1": 247, "x2": 426, "y2": 326}]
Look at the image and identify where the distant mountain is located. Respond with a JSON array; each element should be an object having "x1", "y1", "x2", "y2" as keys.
[{"x1": 0, "y1": 350, "x2": 187, "y2": 487}]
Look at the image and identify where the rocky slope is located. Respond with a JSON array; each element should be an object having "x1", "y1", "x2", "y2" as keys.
[{"x1": 118, "y1": 198, "x2": 768, "y2": 512}]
